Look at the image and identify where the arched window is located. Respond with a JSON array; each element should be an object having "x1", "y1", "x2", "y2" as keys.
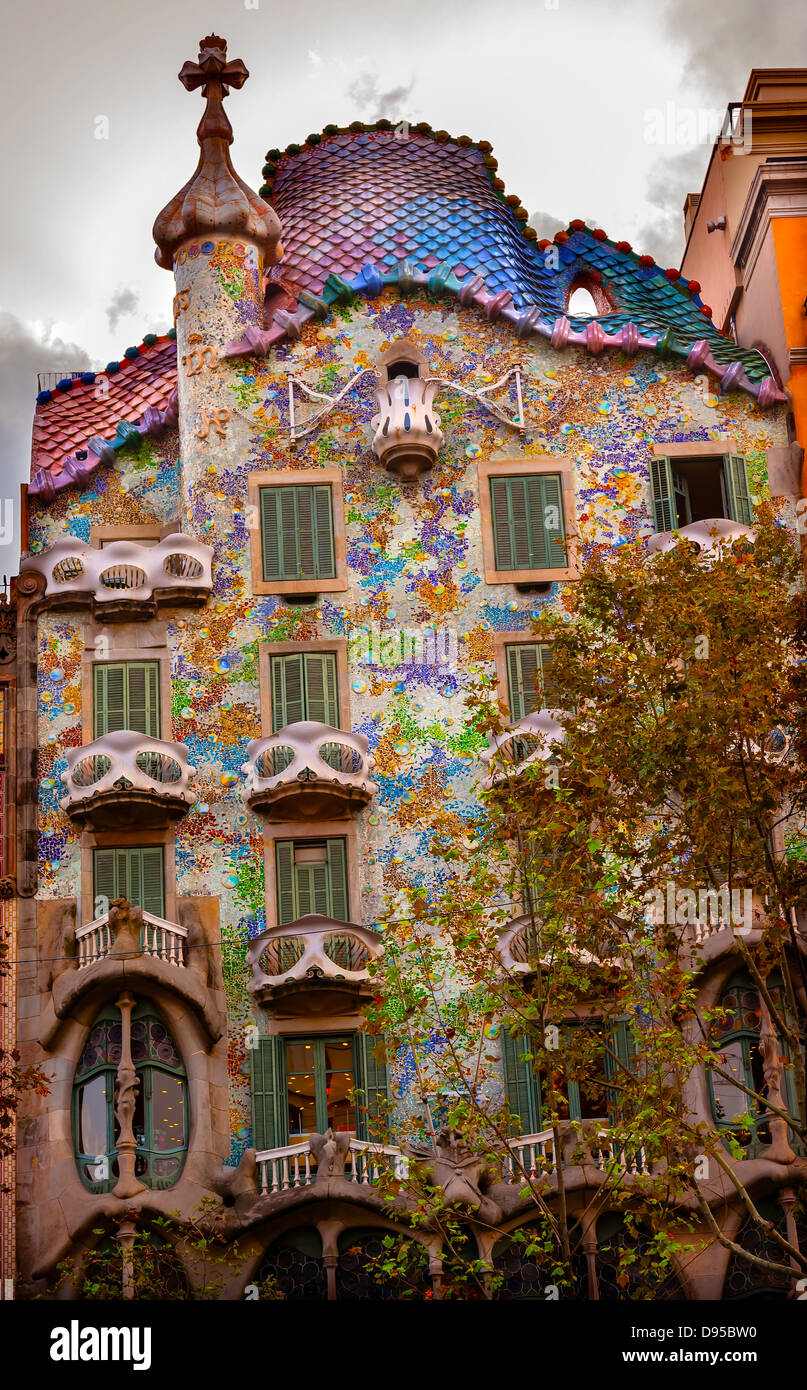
[
  {"x1": 568, "y1": 286, "x2": 599, "y2": 318},
  {"x1": 708, "y1": 973, "x2": 799, "y2": 1156},
  {"x1": 722, "y1": 1199, "x2": 807, "y2": 1300},
  {"x1": 257, "y1": 1228, "x2": 326, "y2": 1300},
  {"x1": 73, "y1": 1000, "x2": 188, "y2": 1193}
]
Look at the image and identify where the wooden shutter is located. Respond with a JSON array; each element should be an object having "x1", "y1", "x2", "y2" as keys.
[
  {"x1": 501, "y1": 1030, "x2": 541, "y2": 1136},
  {"x1": 533, "y1": 473, "x2": 566, "y2": 570},
  {"x1": 271, "y1": 654, "x2": 306, "y2": 731},
  {"x1": 296, "y1": 486, "x2": 316, "y2": 579},
  {"x1": 506, "y1": 643, "x2": 541, "y2": 721},
  {"x1": 251, "y1": 1036, "x2": 287, "y2": 1151},
  {"x1": 606, "y1": 1017, "x2": 636, "y2": 1116},
  {"x1": 650, "y1": 457, "x2": 676, "y2": 533},
  {"x1": 140, "y1": 847, "x2": 165, "y2": 917},
  {"x1": 126, "y1": 663, "x2": 160, "y2": 737},
  {"x1": 93, "y1": 848, "x2": 116, "y2": 917},
  {"x1": 353, "y1": 1033, "x2": 390, "y2": 1141},
  {"x1": 491, "y1": 475, "x2": 565, "y2": 572},
  {"x1": 304, "y1": 652, "x2": 339, "y2": 727},
  {"x1": 260, "y1": 488, "x2": 283, "y2": 581},
  {"x1": 540, "y1": 643, "x2": 558, "y2": 707},
  {"x1": 94, "y1": 663, "x2": 126, "y2": 737},
  {"x1": 275, "y1": 841, "x2": 297, "y2": 925},
  {"x1": 490, "y1": 479, "x2": 516, "y2": 569},
  {"x1": 313, "y1": 486, "x2": 336, "y2": 578},
  {"x1": 724, "y1": 454, "x2": 752, "y2": 526},
  {"x1": 326, "y1": 838, "x2": 349, "y2": 922}
]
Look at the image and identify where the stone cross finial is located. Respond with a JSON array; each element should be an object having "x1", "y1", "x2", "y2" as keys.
[{"x1": 152, "y1": 34, "x2": 282, "y2": 271}]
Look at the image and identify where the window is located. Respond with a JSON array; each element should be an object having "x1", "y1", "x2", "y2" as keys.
[
  {"x1": 251, "y1": 1033, "x2": 389, "y2": 1149},
  {"x1": 568, "y1": 286, "x2": 599, "y2": 317},
  {"x1": 271, "y1": 652, "x2": 339, "y2": 730},
  {"x1": 505, "y1": 642, "x2": 556, "y2": 719},
  {"x1": 93, "y1": 846, "x2": 165, "y2": 919},
  {"x1": 249, "y1": 469, "x2": 347, "y2": 597},
  {"x1": 275, "y1": 838, "x2": 348, "y2": 925},
  {"x1": 73, "y1": 1000, "x2": 188, "y2": 1193},
  {"x1": 707, "y1": 973, "x2": 799, "y2": 1154},
  {"x1": 260, "y1": 484, "x2": 335, "y2": 584},
  {"x1": 650, "y1": 454, "x2": 752, "y2": 532},
  {"x1": 491, "y1": 475, "x2": 567, "y2": 571},
  {"x1": 478, "y1": 459, "x2": 577, "y2": 585},
  {"x1": 502, "y1": 1019, "x2": 635, "y2": 1133},
  {"x1": 93, "y1": 662, "x2": 160, "y2": 738}
]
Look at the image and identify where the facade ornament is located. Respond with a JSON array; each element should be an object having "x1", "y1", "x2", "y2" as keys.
[
  {"x1": 0, "y1": 597, "x2": 16, "y2": 665},
  {"x1": 409, "y1": 1127, "x2": 503, "y2": 1224},
  {"x1": 758, "y1": 995, "x2": 796, "y2": 1163},
  {"x1": 152, "y1": 35, "x2": 282, "y2": 270},
  {"x1": 310, "y1": 1129, "x2": 351, "y2": 1180},
  {"x1": 112, "y1": 991, "x2": 147, "y2": 1199}
]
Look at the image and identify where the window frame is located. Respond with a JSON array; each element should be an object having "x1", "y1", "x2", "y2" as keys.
[
  {"x1": 92, "y1": 844, "x2": 166, "y2": 920},
  {"x1": 274, "y1": 836, "x2": 350, "y2": 926},
  {"x1": 492, "y1": 632, "x2": 557, "y2": 720},
  {"x1": 707, "y1": 972, "x2": 800, "y2": 1151},
  {"x1": 477, "y1": 458, "x2": 578, "y2": 585},
  {"x1": 285, "y1": 1033, "x2": 357, "y2": 1139},
  {"x1": 258, "y1": 638, "x2": 350, "y2": 737},
  {"x1": 263, "y1": 818, "x2": 360, "y2": 928},
  {"x1": 248, "y1": 468, "x2": 348, "y2": 597},
  {"x1": 92, "y1": 660, "x2": 161, "y2": 739},
  {"x1": 648, "y1": 439, "x2": 753, "y2": 532}
]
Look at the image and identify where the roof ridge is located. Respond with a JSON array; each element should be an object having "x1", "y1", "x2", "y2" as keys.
[{"x1": 35, "y1": 329, "x2": 177, "y2": 407}]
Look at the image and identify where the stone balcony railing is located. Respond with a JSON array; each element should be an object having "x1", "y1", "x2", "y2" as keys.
[
  {"x1": 246, "y1": 913, "x2": 383, "y2": 1007},
  {"x1": 481, "y1": 710, "x2": 564, "y2": 789},
  {"x1": 371, "y1": 374, "x2": 444, "y2": 481},
  {"x1": 20, "y1": 534, "x2": 213, "y2": 619},
  {"x1": 647, "y1": 517, "x2": 755, "y2": 556},
  {"x1": 241, "y1": 721, "x2": 377, "y2": 819},
  {"x1": 504, "y1": 1129, "x2": 651, "y2": 1183},
  {"x1": 76, "y1": 908, "x2": 187, "y2": 967},
  {"x1": 255, "y1": 1136, "x2": 409, "y2": 1195},
  {"x1": 60, "y1": 730, "x2": 197, "y2": 828}
]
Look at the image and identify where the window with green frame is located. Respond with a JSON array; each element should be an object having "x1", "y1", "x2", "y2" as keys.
[
  {"x1": 73, "y1": 1000, "x2": 188, "y2": 1193},
  {"x1": 708, "y1": 972, "x2": 801, "y2": 1156},
  {"x1": 650, "y1": 453, "x2": 752, "y2": 532},
  {"x1": 490, "y1": 474, "x2": 567, "y2": 571},
  {"x1": 502, "y1": 1018, "x2": 635, "y2": 1133},
  {"x1": 93, "y1": 846, "x2": 165, "y2": 920},
  {"x1": 505, "y1": 642, "x2": 557, "y2": 720},
  {"x1": 251, "y1": 1033, "x2": 389, "y2": 1148},
  {"x1": 260, "y1": 484, "x2": 335, "y2": 583},
  {"x1": 270, "y1": 651, "x2": 342, "y2": 774},
  {"x1": 93, "y1": 662, "x2": 160, "y2": 738},
  {"x1": 275, "y1": 838, "x2": 349, "y2": 925}
]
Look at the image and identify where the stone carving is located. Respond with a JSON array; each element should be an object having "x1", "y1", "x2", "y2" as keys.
[
  {"x1": 0, "y1": 598, "x2": 16, "y2": 665},
  {"x1": 112, "y1": 992, "x2": 147, "y2": 1199},
  {"x1": 310, "y1": 1129, "x2": 351, "y2": 1181},
  {"x1": 409, "y1": 1127, "x2": 503, "y2": 1224},
  {"x1": 196, "y1": 408, "x2": 231, "y2": 439},
  {"x1": 758, "y1": 996, "x2": 796, "y2": 1164}
]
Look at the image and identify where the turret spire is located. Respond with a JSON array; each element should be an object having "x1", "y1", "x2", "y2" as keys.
[{"x1": 152, "y1": 35, "x2": 282, "y2": 270}]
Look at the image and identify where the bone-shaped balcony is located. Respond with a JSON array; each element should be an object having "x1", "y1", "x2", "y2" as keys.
[
  {"x1": 481, "y1": 710, "x2": 564, "y2": 789},
  {"x1": 60, "y1": 730, "x2": 197, "y2": 828},
  {"x1": 647, "y1": 517, "x2": 755, "y2": 556},
  {"x1": 246, "y1": 913, "x2": 383, "y2": 1010},
  {"x1": 371, "y1": 375, "x2": 444, "y2": 481},
  {"x1": 241, "y1": 722, "x2": 377, "y2": 819},
  {"x1": 20, "y1": 534, "x2": 213, "y2": 619}
]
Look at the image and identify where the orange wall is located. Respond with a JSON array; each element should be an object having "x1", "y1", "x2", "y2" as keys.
[{"x1": 772, "y1": 217, "x2": 807, "y2": 449}]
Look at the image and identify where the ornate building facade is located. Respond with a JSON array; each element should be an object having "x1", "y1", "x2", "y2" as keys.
[{"x1": 6, "y1": 36, "x2": 807, "y2": 1300}]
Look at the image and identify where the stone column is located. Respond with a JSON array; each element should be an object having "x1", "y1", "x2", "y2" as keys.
[{"x1": 112, "y1": 991, "x2": 146, "y2": 1199}]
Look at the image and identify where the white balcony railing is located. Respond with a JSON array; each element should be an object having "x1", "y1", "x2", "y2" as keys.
[
  {"x1": 504, "y1": 1130, "x2": 651, "y2": 1182},
  {"x1": 647, "y1": 517, "x2": 755, "y2": 556},
  {"x1": 371, "y1": 374, "x2": 444, "y2": 481},
  {"x1": 60, "y1": 730, "x2": 196, "y2": 820},
  {"x1": 20, "y1": 534, "x2": 213, "y2": 607},
  {"x1": 246, "y1": 913, "x2": 383, "y2": 994},
  {"x1": 481, "y1": 710, "x2": 564, "y2": 789},
  {"x1": 241, "y1": 721, "x2": 377, "y2": 815},
  {"x1": 255, "y1": 1137, "x2": 409, "y2": 1195},
  {"x1": 75, "y1": 909, "x2": 187, "y2": 968}
]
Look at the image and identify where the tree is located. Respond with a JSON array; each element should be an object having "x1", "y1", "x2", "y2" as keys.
[{"x1": 364, "y1": 506, "x2": 807, "y2": 1299}]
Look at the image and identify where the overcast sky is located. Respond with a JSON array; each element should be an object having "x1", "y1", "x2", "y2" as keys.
[{"x1": 0, "y1": 0, "x2": 804, "y2": 571}]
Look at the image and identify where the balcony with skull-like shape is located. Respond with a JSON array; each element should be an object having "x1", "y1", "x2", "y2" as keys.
[
  {"x1": 246, "y1": 914, "x2": 383, "y2": 1014},
  {"x1": 647, "y1": 517, "x2": 755, "y2": 556},
  {"x1": 60, "y1": 730, "x2": 197, "y2": 829},
  {"x1": 241, "y1": 722, "x2": 377, "y2": 820},
  {"x1": 371, "y1": 373, "x2": 443, "y2": 481},
  {"x1": 481, "y1": 710, "x2": 565, "y2": 790},
  {"x1": 20, "y1": 534, "x2": 213, "y2": 621}
]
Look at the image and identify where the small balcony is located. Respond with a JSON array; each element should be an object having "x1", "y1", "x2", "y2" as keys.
[
  {"x1": 60, "y1": 730, "x2": 197, "y2": 828},
  {"x1": 76, "y1": 908, "x2": 187, "y2": 968},
  {"x1": 647, "y1": 517, "x2": 755, "y2": 556},
  {"x1": 481, "y1": 710, "x2": 564, "y2": 790},
  {"x1": 255, "y1": 1136, "x2": 409, "y2": 1195},
  {"x1": 371, "y1": 375, "x2": 444, "y2": 481},
  {"x1": 503, "y1": 1129, "x2": 651, "y2": 1183},
  {"x1": 241, "y1": 722, "x2": 377, "y2": 820},
  {"x1": 20, "y1": 534, "x2": 213, "y2": 620},
  {"x1": 246, "y1": 912, "x2": 383, "y2": 1012}
]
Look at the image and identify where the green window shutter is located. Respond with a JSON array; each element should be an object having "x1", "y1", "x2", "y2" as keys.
[
  {"x1": 271, "y1": 654, "x2": 305, "y2": 731},
  {"x1": 605, "y1": 1017, "x2": 635, "y2": 1115},
  {"x1": 140, "y1": 847, "x2": 165, "y2": 917},
  {"x1": 650, "y1": 457, "x2": 676, "y2": 532},
  {"x1": 93, "y1": 848, "x2": 116, "y2": 917},
  {"x1": 94, "y1": 663, "x2": 126, "y2": 737},
  {"x1": 506, "y1": 643, "x2": 541, "y2": 721},
  {"x1": 295, "y1": 485, "x2": 316, "y2": 578},
  {"x1": 126, "y1": 663, "x2": 160, "y2": 737},
  {"x1": 260, "y1": 488, "x2": 283, "y2": 581},
  {"x1": 539, "y1": 643, "x2": 558, "y2": 707},
  {"x1": 251, "y1": 1036, "x2": 288, "y2": 1151},
  {"x1": 491, "y1": 478, "x2": 516, "y2": 569},
  {"x1": 301, "y1": 860, "x2": 330, "y2": 917},
  {"x1": 276, "y1": 841, "x2": 297, "y2": 925},
  {"x1": 314, "y1": 486, "x2": 336, "y2": 579},
  {"x1": 501, "y1": 1030, "x2": 541, "y2": 1135},
  {"x1": 326, "y1": 838, "x2": 349, "y2": 922},
  {"x1": 353, "y1": 1033, "x2": 390, "y2": 1141},
  {"x1": 724, "y1": 454, "x2": 753, "y2": 526},
  {"x1": 304, "y1": 652, "x2": 339, "y2": 727},
  {"x1": 491, "y1": 476, "x2": 566, "y2": 571},
  {"x1": 533, "y1": 473, "x2": 566, "y2": 570}
]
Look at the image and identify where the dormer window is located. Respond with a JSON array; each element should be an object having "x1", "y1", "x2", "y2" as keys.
[
  {"x1": 568, "y1": 286, "x2": 599, "y2": 318},
  {"x1": 566, "y1": 273, "x2": 613, "y2": 318}
]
